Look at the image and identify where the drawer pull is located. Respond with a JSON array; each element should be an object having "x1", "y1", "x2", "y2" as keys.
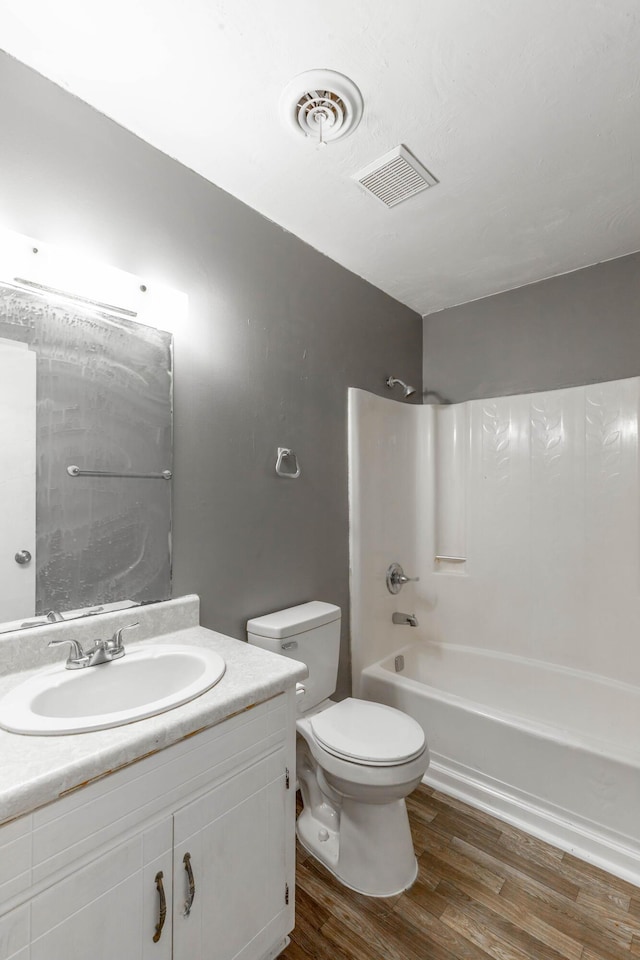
[
  {"x1": 153, "y1": 871, "x2": 167, "y2": 943},
  {"x1": 183, "y1": 852, "x2": 196, "y2": 916}
]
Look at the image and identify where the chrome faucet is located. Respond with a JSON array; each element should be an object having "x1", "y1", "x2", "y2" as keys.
[
  {"x1": 48, "y1": 622, "x2": 139, "y2": 669},
  {"x1": 392, "y1": 612, "x2": 419, "y2": 627},
  {"x1": 45, "y1": 610, "x2": 65, "y2": 623},
  {"x1": 20, "y1": 610, "x2": 65, "y2": 628}
]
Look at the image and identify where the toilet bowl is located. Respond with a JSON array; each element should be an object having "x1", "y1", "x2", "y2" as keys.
[
  {"x1": 247, "y1": 602, "x2": 430, "y2": 897},
  {"x1": 296, "y1": 698, "x2": 429, "y2": 896}
]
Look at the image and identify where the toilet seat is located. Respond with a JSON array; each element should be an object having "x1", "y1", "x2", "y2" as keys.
[{"x1": 309, "y1": 697, "x2": 426, "y2": 767}]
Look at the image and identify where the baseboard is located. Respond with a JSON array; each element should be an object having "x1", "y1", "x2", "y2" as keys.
[{"x1": 423, "y1": 752, "x2": 640, "y2": 887}]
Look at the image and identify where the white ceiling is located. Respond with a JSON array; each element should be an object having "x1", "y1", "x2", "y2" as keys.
[{"x1": 1, "y1": 0, "x2": 639, "y2": 316}]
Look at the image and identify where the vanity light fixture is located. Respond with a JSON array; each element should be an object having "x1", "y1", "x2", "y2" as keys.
[{"x1": 0, "y1": 226, "x2": 187, "y2": 332}]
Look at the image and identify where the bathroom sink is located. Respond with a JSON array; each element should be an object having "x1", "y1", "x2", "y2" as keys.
[{"x1": 0, "y1": 644, "x2": 226, "y2": 735}]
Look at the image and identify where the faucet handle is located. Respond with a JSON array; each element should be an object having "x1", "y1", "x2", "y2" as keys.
[
  {"x1": 386, "y1": 562, "x2": 420, "y2": 595},
  {"x1": 110, "y1": 621, "x2": 139, "y2": 649},
  {"x1": 48, "y1": 637, "x2": 88, "y2": 668}
]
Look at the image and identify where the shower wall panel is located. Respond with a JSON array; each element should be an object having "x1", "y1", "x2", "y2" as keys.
[
  {"x1": 350, "y1": 377, "x2": 640, "y2": 688},
  {"x1": 348, "y1": 389, "x2": 424, "y2": 687},
  {"x1": 425, "y1": 377, "x2": 640, "y2": 684}
]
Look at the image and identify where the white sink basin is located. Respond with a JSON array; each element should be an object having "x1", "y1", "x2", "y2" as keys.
[{"x1": 0, "y1": 644, "x2": 226, "y2": 735}]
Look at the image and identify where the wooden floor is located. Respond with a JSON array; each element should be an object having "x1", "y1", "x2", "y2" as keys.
[{"x1": 282, "y1": 785, "x2": 640, "y2": 960}]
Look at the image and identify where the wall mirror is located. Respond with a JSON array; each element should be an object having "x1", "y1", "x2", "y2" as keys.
[{"x1": 0, "y1": 230, "x2": 179, "y2": 633}]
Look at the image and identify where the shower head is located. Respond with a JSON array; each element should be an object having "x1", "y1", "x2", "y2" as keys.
[{"x1": 386, "y1": 376, "x2": 416, "y2": 399}]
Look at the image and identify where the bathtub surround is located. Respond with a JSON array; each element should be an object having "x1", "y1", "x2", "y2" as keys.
[
  {"x1": 351, "y1": 378, "x2": 640, "y2": 688},
  {"x1": 348, "y1": 389, "x2": 424, "y2": 684},
  {"x1": 0, "y1": 50, "x2": 421, "y2": 697},
  {"x1": 349, "y1": 382, "x2": 640, "y2": 884},
  {"x1": 433, "y1": 403, "x2": 467, "y2": 569}
]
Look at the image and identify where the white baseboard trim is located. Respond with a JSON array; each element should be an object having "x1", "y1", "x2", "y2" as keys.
[{"x1": 423, "y1": 752, "x2": 640, "y2": 888}]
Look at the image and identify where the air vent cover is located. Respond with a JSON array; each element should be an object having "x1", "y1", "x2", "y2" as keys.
[
  {"x1": 280, "y1": 69, "x2": 363, "y2": 144},
  {"x1": 354, "y1": 145, "x2": 438, "y2": 207}
]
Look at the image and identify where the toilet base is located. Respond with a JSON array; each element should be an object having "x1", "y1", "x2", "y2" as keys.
[{"x1": 296, "y1": 796, "x2": 418, "y2": 897}]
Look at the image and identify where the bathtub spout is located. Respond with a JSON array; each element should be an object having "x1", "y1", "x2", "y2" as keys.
[{"x1": 392, "y1": 612, "x2": 418, "y2": 627}]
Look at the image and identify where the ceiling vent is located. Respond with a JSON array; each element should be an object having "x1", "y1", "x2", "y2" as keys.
[
  {"x1": 354, "y1": 145, "x2": 438, "y2": 207},
  {"x1": 280, "y1": 69, "x2": 364, "y2": 145}
]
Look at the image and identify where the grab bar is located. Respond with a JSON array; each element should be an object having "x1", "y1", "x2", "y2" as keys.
[{"x1": 67, "y1": 465, "x2": 172, "y2": 480}]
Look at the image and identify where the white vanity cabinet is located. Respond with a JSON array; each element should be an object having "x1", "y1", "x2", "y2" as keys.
[
  {"x1": 172, "y1": 756, "x2": 288, "y2": 960},
  {"x1": 18, "y1": 819, "x2": 173, "y2": 960},
  {"x1": 0, "y1": 691, "x2": 296, "y2": 960}
]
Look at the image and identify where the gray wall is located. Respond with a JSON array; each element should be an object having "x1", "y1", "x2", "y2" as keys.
[
  {"x1": 0, "y1": 51, "x2": 422, "y2": 695},
  {"x1": 423, "y1": 253, "x2": 640, "y2": 403}
]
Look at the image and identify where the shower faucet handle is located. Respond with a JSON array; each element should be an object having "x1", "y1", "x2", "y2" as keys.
[{"x1": 386, "y1": 562, "x2": 420, "y2": 595}]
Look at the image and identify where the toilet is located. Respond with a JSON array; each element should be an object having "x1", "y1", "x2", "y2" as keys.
[{"x1": 247, "y1": 601, "x2": 429, "y2": 897}]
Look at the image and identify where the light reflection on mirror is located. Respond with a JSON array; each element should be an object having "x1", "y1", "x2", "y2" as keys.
[{"x1": 0, "y1": 229, "x2": 183, "y2": 633}]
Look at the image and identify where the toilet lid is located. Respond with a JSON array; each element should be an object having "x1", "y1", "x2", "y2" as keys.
[{"x1": 309, "y1": 698, "x2": 426, "y2": 766}]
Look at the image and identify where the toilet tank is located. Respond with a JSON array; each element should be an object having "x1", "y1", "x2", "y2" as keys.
[{"x1": 247, "y1": 601, "x2": 341, "y2": 711}]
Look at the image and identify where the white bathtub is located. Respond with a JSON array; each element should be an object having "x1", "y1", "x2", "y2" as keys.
[{"x1": 361, "y1": 641, "x2": 640, "y2": 885}]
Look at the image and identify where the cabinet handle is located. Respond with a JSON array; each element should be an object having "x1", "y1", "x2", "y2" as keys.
[
  {"x1": 182, "y1": 852, "x2": 196, "y2": 916},
  {"x1": 153, "y1": 871, "x2": 167, "y2": 943}
]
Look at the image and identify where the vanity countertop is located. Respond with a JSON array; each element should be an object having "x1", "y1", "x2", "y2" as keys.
[{"x1": 0, "y1": 598, "x2": 306, "y2": 827}]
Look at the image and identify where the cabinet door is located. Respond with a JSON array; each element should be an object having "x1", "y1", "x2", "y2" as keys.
[
  {"x1": 173, "y1": 752, "x2": 290, "y2": 960},
  {"x1": 28, "y1": 819, "x2": 172, "y2": 960}
]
